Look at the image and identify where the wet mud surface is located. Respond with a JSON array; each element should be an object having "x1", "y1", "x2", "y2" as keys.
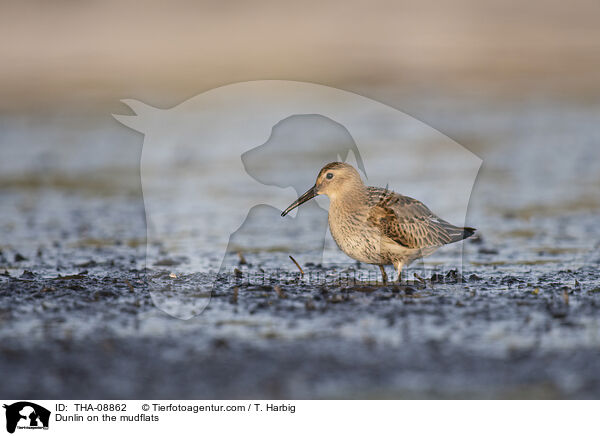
[
  {"x1": 1, "y1": 203, "x2": 599, "y2": 399},
  {"x1": 1, "y1": 99, "x2": 599, "y2": 399}
]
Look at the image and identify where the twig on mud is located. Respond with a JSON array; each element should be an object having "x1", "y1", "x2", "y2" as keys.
[{"x1": 289, "y1": 255, "x2": 304, "y2": 277}]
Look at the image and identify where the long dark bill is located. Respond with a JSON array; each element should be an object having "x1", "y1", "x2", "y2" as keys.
[{"x1": 281, "y1": 185, "x2": 317, "y2": 216}]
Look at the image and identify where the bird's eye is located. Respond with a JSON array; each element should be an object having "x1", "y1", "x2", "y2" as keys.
[{"x1": 326, "y1": 173, "x2": 334, "y2": 179}]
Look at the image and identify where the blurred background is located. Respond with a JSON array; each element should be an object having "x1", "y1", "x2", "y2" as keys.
[
  {"x1": 1, "y1": 0, "x2": 599, "y2": 223},
  {"x1": 1, "y1": 0, "x2": 599, "y2": 398},
  {"x1": 2, "y1": 0, "x2": 600, "y2": 111}
]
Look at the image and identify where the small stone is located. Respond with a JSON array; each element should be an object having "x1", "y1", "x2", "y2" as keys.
[
  {"x1": 403, "y1": 286, "x2": 416, "y2": 295},
  {"x1": 430, "y1": 273, "x2": 444, "y2": 283},
  {"x1": 92, "y1": 289, "x2": 117, "y2": 299},
  {"x1": 19, "y1": 270, "x2": 35, "y2": 279}
]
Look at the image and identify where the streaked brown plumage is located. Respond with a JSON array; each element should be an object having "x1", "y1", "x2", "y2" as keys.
[{"x1": 281, "y1": 162, "x2": 475, "y2": 282}]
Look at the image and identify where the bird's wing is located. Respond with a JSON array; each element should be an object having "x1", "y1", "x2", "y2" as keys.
[{"x1": 366, "y1": 187, "x2": 460, "y2": 249}]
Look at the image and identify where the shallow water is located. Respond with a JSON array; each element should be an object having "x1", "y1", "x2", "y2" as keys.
[{"x1": 1, "y1": 95, "x2": 599, "y2": 398}]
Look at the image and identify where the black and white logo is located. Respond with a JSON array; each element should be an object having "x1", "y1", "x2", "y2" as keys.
[{"x1": 3, "y1": 402, "x2": 50, "y2": 434}]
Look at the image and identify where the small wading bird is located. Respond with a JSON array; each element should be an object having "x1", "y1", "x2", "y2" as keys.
[{"x1": 281, "y1": 162, "x2": 475, "y2": 283}]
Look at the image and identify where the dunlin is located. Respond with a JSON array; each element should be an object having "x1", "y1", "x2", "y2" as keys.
[{"x1": 281, "y1": 162, "x2": 475, "y2": 282}]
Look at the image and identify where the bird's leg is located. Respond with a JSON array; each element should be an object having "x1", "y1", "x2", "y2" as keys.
[
  {"x1": 378, "y1": 265, "x2": 388, "y2": 284},
  {"x1": 396, "y1": 261, "x2": 404, "y2": 283}
]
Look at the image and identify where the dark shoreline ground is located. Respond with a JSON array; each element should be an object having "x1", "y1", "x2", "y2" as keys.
[{"x1": 1, "y1": 226, "x2": 599, "y2": 399}]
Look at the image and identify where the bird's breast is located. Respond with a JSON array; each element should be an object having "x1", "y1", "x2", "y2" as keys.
[{"x1": 328, "y1": 203, "x2": 385, "y2": 264}]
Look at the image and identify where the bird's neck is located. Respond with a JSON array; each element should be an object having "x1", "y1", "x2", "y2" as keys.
[{"x1": 329, "y1": 183, "x2": 368, "y2": 215}]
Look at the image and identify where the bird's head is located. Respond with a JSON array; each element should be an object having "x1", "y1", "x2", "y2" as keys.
[{"x1": 281, "y1": 162, "x2": 364, "y2": 216}]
